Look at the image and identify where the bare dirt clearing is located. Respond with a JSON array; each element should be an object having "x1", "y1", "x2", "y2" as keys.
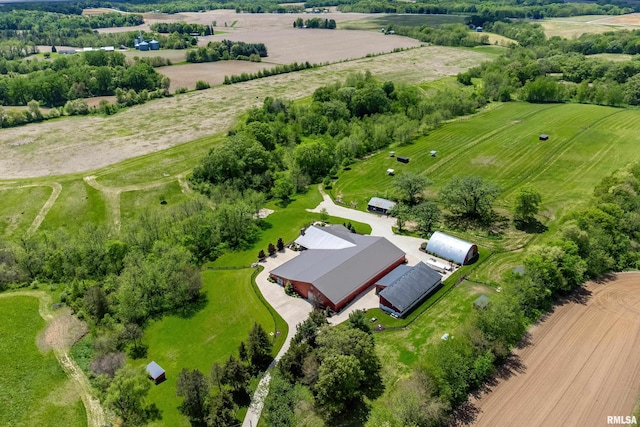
[
  {"x1": 469, "y1": 273, "x2": 640, "y2": 427},
  {"x1": 157, "y1": 61, "x2": 269, "y2": 91},
  {"x1": 0, "y1": 46, "x2": 490, "y2": 179}
]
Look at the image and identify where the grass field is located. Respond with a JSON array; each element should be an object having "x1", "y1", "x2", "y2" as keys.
[
  {"x1": 0, "y1": 296, "x2": 86, "y2": 427},
  {"x1": 339, "y1": 14, "x2": 466, "y2": 31},
  {"x1": 333, "y1": 102, "x2": 640, "y2": 252},
  {"x1": 143, "y1": 268, "x2": 286, "y2": 427},
  {"x1": 0, "y1": 185, "x2": 51, "y2": 236}
]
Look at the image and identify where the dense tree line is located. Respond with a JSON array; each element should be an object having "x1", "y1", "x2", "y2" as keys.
[
  {"x1": 150, "y1": 21, "x2": 213, "y2": 36},
  {"x1": 192, "y1": 72, "x2": 486, "y2": 202},
  {"x1": 456, "y1": 24, "x2": 640, "y2": 106},
  {"x1": 337, "y1": 0, "x2": 633, "y2": 18},
  {"x1": 263, "y1": 310, "x2": 383, "y2": 423},
  {"x1": 389, "y1": 23, "x2": 486, "y2": 47},
  {"x1": 186, "y1": 40, "x2": 267, "y2": 63},
  {"x1": 223, "y1": 61, "x2": 318, "y2": 84},
  {"x1": 0, "y1": 51, "x2": 169, "y2": 108},
  {"x1": 293, "y1": 17, "x2": 336, "y2": 29}
]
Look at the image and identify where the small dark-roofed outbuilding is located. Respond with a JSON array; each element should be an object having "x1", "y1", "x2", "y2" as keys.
[
  {"x1": 539, "y1": 134, "x2": 549, "y2": 141},
  {"x1": 397, "y1": 156, "x2": 410, "y2": 163},
  {"x1": 474, "y1": 294, "x2": 489, "y2": 309},
  {"x1": 379, "y1": 262, "x2": 442, "y2": 318},
  {"x1": 146, "y1": 361, "x2": 166, "y2": 384},
  {"x1": 367, "y1": 197, "x2": 396, "y2": 215}
]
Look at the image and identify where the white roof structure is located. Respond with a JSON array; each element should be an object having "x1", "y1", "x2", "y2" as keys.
[
  {"x1": 426, "y1": 231, "x2": 478, "y2": 265},
  {"x1": 295, "y1": 225, "x2": 356, "y2": 250}
]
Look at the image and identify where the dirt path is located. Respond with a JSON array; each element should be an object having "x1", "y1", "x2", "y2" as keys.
[
  {"x1": 469, "y1": 273, "x2": 640, "y2": 427},
  {"x1": 0, "y1": 291, "x2": 106, "y2": 427},
  {"x1": 84, "y1": 173, "x2": 188, "y2": 230},
  {"x1": 27, "y1": 182, "x2": 62, "y2": 235}
]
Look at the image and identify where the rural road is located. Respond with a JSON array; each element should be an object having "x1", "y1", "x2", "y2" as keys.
[{"x1": 243, "y1": 188, "x2": 440, "y2": 426}]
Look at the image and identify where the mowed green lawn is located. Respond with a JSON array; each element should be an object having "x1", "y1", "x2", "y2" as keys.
[
  {"x1": 40, "y1": 181, "x2": 107, "y2": 232},
  {"x1": 334, "y1": 102, "x2": 640, "y2": 236},
  {"x1": 0, "y1": 296, "x2": 86, "y2": 427},
  {"x1": 142, "y1": 268, "x2": 286, "y2": 427},
  {"x1": 0, "y1": 185, "x2": 50, "y2": 236}
]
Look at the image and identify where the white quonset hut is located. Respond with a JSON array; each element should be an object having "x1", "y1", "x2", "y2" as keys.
[{"x1": 426, "y1": 231, "x2": 478, "y2": 265}]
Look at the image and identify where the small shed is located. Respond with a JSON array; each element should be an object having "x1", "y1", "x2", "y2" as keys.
[
  {"x1": 386, "y1": 168, "x2": 395, "y2": 176},
  {"x1": 389, "y1": 151, "x2": 395, "y2": 157},
  {"x1": 430, "y1": 150, "x2": 437, "y2": 157},
  {"x1": 367, "y1": 197, "x2": 396, "y2": 214},
  {"x1": 539, "y1": 134, "x2": 549, "y2": 141},
  {"x1": 146, "y1": 361, "x2": 166, "y2": 384},
  {"x1": 476, "y1": 26, "x2": 483, "y2": 32},
  {"x1": 474, "y1": 294, "x2": 489, "y2": 309},
  {"x1": 397, "y1": 156, "x2": 410, "y2": 164}
]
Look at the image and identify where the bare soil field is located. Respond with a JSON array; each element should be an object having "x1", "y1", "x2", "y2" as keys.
[
  {"x1": 157, "y1": 61, "x2": 271, "y2": 91},
  {"x1": 469, "y1": 273, "x2": 640, "y2": 427},
  {"x1": 0, "y1": 45, "x2": 489, "y2": 179},
  {"x1": 95, "y1": 10, "x2": 421, "y2": 65}
]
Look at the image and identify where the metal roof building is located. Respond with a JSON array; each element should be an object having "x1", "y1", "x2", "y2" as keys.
[
  {"x1": 426, "y1": 231, "x2": 478, "y2": 265},
  {"x1": 378, "y1": 262, "x2": 442, "y2": 318},
  {"x1": 367, "y1": 197, "x2": 396, "y2": 214},
  {"x1": 146, "y1": 361, "x2": 166, "y2": 384},
  {"x1": 270, "y1": 225, "x2": 405, "y2": 312}
]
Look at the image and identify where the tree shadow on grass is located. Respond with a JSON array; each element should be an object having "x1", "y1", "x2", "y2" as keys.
[
  {"x1": 173, "y1": 293, "x2": 209, "y2": 319},
  {"x1": 514, "y1": 218, "x2": 548, "y2": 234},
  {"x1": 332, "y1": 399, "x2": 371, "y2": 427},
  {"x1": 275, "y1": 197, "x2": 295, "y2": 208},
  {"x1": 443, "y1": 211, "x2": 509, "y2": 236},
  {"x1": 258, "y1": 220, "x2": 273, "y2": 231}
]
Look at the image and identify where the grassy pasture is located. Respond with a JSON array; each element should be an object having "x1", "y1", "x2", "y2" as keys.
[
  {"x1": 40, "y1": 181, "x2": 107, "y2": 232},
  {"x1": 142, "y1": 268, "x2": 286, "y2": 427},
  {"x1": 0, "y1": 185, "x2": 50, "y2": 236},
  {"x1": 0, "y1": 296, "x2": 86, "y2": 427},
  {"x1": 333, "y1": 102, "x2": 640, "y2": 251},
  {"x1": 119, "y1": 180, "x2": 187, "y2": 223},
  {"x1": 339, "y1": 14, "x2": 466, "y2": 31}
]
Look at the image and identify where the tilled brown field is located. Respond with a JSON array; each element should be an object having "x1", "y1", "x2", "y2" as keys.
[{"x1": 470, "y1": 273, "x2": 640, "y2": 427}]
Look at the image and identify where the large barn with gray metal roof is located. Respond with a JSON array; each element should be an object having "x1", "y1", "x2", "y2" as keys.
[{"x1": 270, "y1": 225, "x2": 406, "y2": 312}]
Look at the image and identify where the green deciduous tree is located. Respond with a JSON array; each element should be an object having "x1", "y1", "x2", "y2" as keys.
[
  {"x1": 206, "y1": 390, "x2": 237, "y2": 427},
  {"x1": 412, "y1": 201, "x2": 441, "y2": 237},
  {"x1": 393, "y1": 173, "x2": 430, "y2": 206},
  {"x1": 514, "y1": 187, "x2": 542, "y2": 223},
  {"x1": 247, "y1": 322, "x2": 273, "y2": 372},
  {"x1": 176, "y1": 368, "x2": 210, "y2": 424},
  {"x1": 440, "y1": 176, "x2": 501, "y2": 218},
  {"x1": 105, "y1": 366, "x2": 160, "y2": 427},
  {"x1": 314, "y1": 354, "x2": 365, "y2": 416}
]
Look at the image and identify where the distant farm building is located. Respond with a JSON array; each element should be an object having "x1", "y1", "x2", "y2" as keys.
[
  {"x1": 476, "y1": 26, "x2": 483, "y2": 32},
  {"x1": 377, "y1": 262, "x2": 443, "y2": 318},
  {"x1": 397, "y1": 156, "x2": 410, "y2": 163},
  {"x1": 430, "y1": 150, "x2": 437, "y2": 157},
  {"x1": 270, "y1": 225, "x2": 405, "y2": 312},
  {"x1": 426, "y1": 231, "x2": 478, "y2": 265},
  {"x1": 539, "y1": 134, "x2": 549, "y2": 141},
  {"x1": 387, "y1": 168, "x2": 395, "y2": 176},
  {"x1": 146, "y1": 361, "x2": 166, "y2": 384},
  {"x1": 367, "y1": 197, "x2": 396, "y2": 215},
  {"x1": 138, "y1": 41, "x2": 149, "y2": 51},
  {"x1": 149, "y1": 40, "x2": 160, "y2": 50}
]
